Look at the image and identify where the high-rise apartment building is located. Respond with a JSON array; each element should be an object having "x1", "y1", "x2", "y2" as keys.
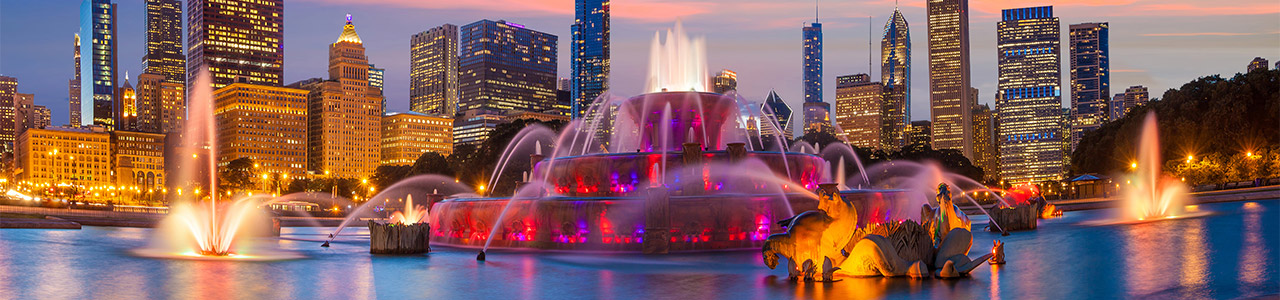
[
  {"x1": 70, "y1": 34, "x2": 82, "y2": 128},
  {"x1": 972, "y1": 104, "x2": 998, "y2": 182},
  {"x1": 187, "y1": 0, "x2": 284, "y2": 89},
  {"x1": 135, "y1": 73, "x2": 185, "y2": 134},
  {"x1": 143, "y1": 0, "x2": 184, "y2": 84},
  {"x1": 927, "y1": 0, "x2": 974, "y2": 158},
  {"x1": 1069, "y1": 22, "x2": 1110, "y2": 153},
  {"x1": 81, "y1": 0, "x2": 118, "y2": 129},
  {"x1": 802, "y1": 22, "x2": 823, "y2": 104},
  {"x1": 834, "y1": 74, "x2": 886, "y2": 149},
  {"x1": 712, "y1": 69, "x2": 737, "y2": 94},
  {"x1": 0, "y1": 76, "x2": 16, "y2": 152},
  {"x1": 304, "y1": 16, "x2": 383, "y2": 179},
  {"x1": 881, "y1": 9, "x2": 911, "y2": 151},
  {"x1": 458, "y1": 20, "x2": 561, "y2": 115},
  {"x1": 571, "y1": 0, "x2": 610, "y2": 119},
  {"x1": 997, "y1": 6, "x2": 1065, "y2": 183},
  {"x1": 761, "y1": 90, "x2": 794, "y2": 141},
  {"x1": 1248, "y1": 57, "x2": 1269, "y2": 72},
  {"x1": 214, "y1": 82, "x2": 309, "y2": 179},
  {"x1": 381, "y1": 112, "x2": 454, "y2": 166},
  {"x1": 1110, "y1": 85, "x2": 1149, "y2": 120},
  {"x1": 409, "y1": 24, "x2": 459, "y2": 116}
]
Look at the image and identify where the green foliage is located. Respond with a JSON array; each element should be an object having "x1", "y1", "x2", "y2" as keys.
[
  {"x1": 218, "y1": 157, "x2": 257, "y2": 194},
  {"x1": 1073, "y1": 69, "x2": 1280, "y2": 181}
]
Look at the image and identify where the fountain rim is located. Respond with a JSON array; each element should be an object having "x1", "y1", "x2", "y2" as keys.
[
  {"x1": 542, "y1": 149, "x2": 823, "y2": 162},
  {"x1": 440, "y1": 189, "x2": 910, "y2": 202}
]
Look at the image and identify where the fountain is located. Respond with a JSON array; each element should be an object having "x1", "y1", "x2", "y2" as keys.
[{"x1": 1123, "y1": 112, "x2": 1192, "y2": 221}]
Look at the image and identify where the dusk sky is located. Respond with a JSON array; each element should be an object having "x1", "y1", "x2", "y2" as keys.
[{"x1": 1, "y1": 0, "x2": 1277, "y2": 127}]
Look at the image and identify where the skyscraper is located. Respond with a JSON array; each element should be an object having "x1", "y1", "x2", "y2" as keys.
[
  {"x1": 70, "y1": 34, "x2": 82, "y2": 128},
  {"x1": 187, "y1": 0, "x2": 284, "y2": 89},
  {"x1": 908, "y1": 120, "x2": 931, "y2": 147},
  {"x1": 116, "y1": 74, "x2": 137, "y2": 131},
  {"x1": 712, "y1": 69, "x2": 737, "y2": 94},
  {"x1": 81, "y1": 0, "x2": 118, "y2": 129},
  {"x1": 802, "y1": 22, "x2": 823, "y2": 104},
  {"x1": 834, "y1": 74, "x2": 886, "y2": 149},
  {"x1": 33, "y1": 106, "x2": 51, "y2": 130},
  {"x1": 1069, "y1": 22, "x2": 1110, "y2": 153},
  {"x1": 143, "y1": 0, "x2": 184, "y2": 84},
  {"x1": 305, "y1": 15, "x2": 383, "y2": 179},
  {"x1": 135, "y1": 73, "x2": 184, "y2": 134},
  {"x1": 997, "y1": 6, "x2": 1064, "y2": 183},
  {"x1": 761, "y1": 90, "x2": 794, "y2": 140},
  {"x1": 1111, "y1": 85, "x2": 1148, "y2": 120},
  {"x1": 881, "y1": 9, "x2": 911, "y2": 150},
  {"x1": 571, "y1": 0, "x2": 610, "y2": 119},
  {"x1": 927, "y1": 0, "x2": 974, "y2": 158},
  {"x1": 410, "y1": 24, "x2": 459, "y2": 116},
  {"x1": 0, "y1": 76, "x2": 17, "y2": 152},
  {"x1": 368, "y1": 64, "x2": 385, "y2": 91},
  {"x1": 1248, "y1": 57, "x2": 1269, "y2": 72},
  {"x1": 972, "y1": 104, "x2": 998, "y2": 182},
  {"x1": 214, "y1": 82, "x2": 309, "y2": 179},
  {"x1": 458, "y1": 20, "x2": 560, "y2": 115}
]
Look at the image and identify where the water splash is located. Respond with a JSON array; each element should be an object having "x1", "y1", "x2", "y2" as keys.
[
  {"x1": 1125, "y1": 113, "x2": 1189, "y2": 221},
  {"x1": 389, "y1": 194, "x2": 429, "y2": 225},
  {"x1": 644, "y1": 20, "x2": 707, "y2": 93}
]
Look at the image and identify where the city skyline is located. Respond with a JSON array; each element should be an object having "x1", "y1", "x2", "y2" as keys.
[{"x1": 0, "y1": 0, "x2": 1277, "y2": 130}]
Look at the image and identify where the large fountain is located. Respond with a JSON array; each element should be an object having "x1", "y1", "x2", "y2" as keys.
[{"x1": 1122, "y1": 112, "x2": 1191, "y2": 221}]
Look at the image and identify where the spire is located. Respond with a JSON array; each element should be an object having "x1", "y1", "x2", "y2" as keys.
[{"x1": 335, "y1": 14, "x2": 362, "y2": 44}]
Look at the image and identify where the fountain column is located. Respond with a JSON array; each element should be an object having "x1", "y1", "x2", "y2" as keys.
[
  {"x1": 681, "y1": 142, "x2": 703, "y2": 195},
  {"x1": 643, "y1": 187, "x2": 671, "y2": 254},
  {"x1": 726, "y1": 143, "x2": 746, "y2": 163}
]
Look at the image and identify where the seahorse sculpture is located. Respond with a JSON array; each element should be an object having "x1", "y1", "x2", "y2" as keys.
[{"x1": 762, "y1": 211, "x2": 834, "y2": 280}]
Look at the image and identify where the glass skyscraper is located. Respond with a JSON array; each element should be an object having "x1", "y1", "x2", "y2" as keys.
[
  {"x1": 571, "y1": 0, "x2": 609, "y2": 119},
  {"x1": 927, "y1": 0, "x2": 974, "y2": 159},
  {"x1": 458, "y1": 20, "x2": 560, "y2": 115},
  {"x1": 1069, "y1": 22, "x2": 1110, "y2": 153},
  {"x1": 997, "y1": 6, "x2": 1064, "y2": 183},
  {"x1": 881, "y1": 9, "x2": 910, "y2": 150},
  {"x1": 802, "y1": 22, "x2": 822, "y2": 104},
  {"x1": 80, "y1": 0, "x2": 117, "y2": 129}
]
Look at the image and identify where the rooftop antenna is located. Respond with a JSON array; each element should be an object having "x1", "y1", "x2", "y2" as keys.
[
  {"x1": 815, "y1": 0, "x2": 819, "y2": 23},
  {"x1": 868, "y1": 16, "x2": 872, "y2": 74}
]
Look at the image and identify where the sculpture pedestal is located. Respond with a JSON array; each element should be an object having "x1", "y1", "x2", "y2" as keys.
[
  {"x1": 988, "y1": 203, "x2": 1038, "y2": 231},
  {"x1": 368, "y1": 221, "x2": 431, "y2": 254},
  {"x1": 642, "y1": 187, "x2": 670, "y2": 254}
]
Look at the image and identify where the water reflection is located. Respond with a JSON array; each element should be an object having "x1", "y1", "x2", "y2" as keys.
[{"x1": 1239, "y1": 202, "x2": 1268, "y2": 289}]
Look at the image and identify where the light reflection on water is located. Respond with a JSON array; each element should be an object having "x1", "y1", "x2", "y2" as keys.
[{"x1": 0, "y1": 200, "x2": 1275, "y2": 299}]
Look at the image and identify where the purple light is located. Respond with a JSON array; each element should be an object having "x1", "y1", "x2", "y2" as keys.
[
  {"x1": 345, "y1": 14, "x2": 352, "y2": 24},
  {"x1": 507, "y1": 22, "x2": 525, "y2": 29}
]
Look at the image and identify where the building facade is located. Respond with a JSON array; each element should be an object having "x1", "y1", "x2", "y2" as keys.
[
  {"x1": 802, "y1": 22, "x2": 823, "y2": 105},
  {"x1": 453, "y1": 109, "x2": 506, "y2": 147},
  {"x1": 80, "y1": 0, "x2": 118, "y2": 129},
  {"x1": 926, "y1": 0, "x2": 974, "y2": 159},
  {"x1": 14, "y1": 93, "x2": 35, "y2": 139},
  {"x1": 1068, "y1": 22, "x2": 1110, "y2": 153},
  {"x1": 214, "y1": 83, "x2": 309, "y2": 180},
  {"x1": 409, "y1": 24, "x2": 459, "y2": 116},
  {"x1": 116, "y1": 75, "x2": 137, "y2": 131},
  {"x1": 908, "y1": 120, "x2": 931, "y2": 147},
  {"x1": 1110, "y1": 85, "x2": 1148, "y2": 120},
  {"x1": 972, "y1": 104, "x2": 998, "y2": 182},
  {"x1": 381, "y1": 112, "x2": 454, "y2": 165},
  {"x1": 1248, "y1": 57, "x2": 1269, "y2": 72},
  {"x1": 458, "y1": 20, "x2": 561, "y2": 116},
  {"x1": 881, "y1": 9, "x2": 911, "y2": 151},
  {"x1": 305, "y1": 16, "x2": 383, "y2": 179},
  {"x1": 34, "y1": 106, "x2": 52, "y2": 130},
  {"x1": 834, "y1": 74, "x2": 885, "y2": 149},
  {"x1": 70, "y1": 34, "x2": 82, "y2": 128},
  {"x1": 997, "y1": 6, "x2": 1065, "y2": 183},
  {"x1": 187, "y1": 0, "x2": 284, "y2": 89},
  {"x1": 761, "y1": 90, "x2": 794, "y2": 140},
  {"x1": 571, "y1": 0, "x2": 610, "y2": 119},
  {"x1": 111, "y1": 130, "x2": 166, "y2": 204},
  {"x1": 134, "y1": 73, "x2": 185, "y2": 134},
  {"x1": 0, "y1": 76, "x2": 16, "y2": 153},
  {"x1": 143, "y1": 0, "x2": 184, "y2": 84},
  {"x1": 15, "y1": 127, "x2": 112, "y2": 196},
  {"x1": 712, "y1": 69, "x2": 737, "y2": 94}
]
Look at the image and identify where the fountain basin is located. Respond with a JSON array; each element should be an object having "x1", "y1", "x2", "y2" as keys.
[{"x1": 536, "y1": 151, "x2": 827, "y2": 197}]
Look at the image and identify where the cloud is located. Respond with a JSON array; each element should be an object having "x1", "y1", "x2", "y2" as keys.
[
  {"x1": 293, "y1": 0, "x2": 714, "y2": 22},
  {"x1": 1142, "y1": 31, "x2": 1280, "y2": 37}
]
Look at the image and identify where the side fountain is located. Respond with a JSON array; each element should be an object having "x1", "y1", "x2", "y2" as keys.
[
  {"x1": 368, "y1": 195, "x2": 431, "y2": 254},
  {"x1": 1124, "y1": 112, "x2": 1191, "y2": 221}
]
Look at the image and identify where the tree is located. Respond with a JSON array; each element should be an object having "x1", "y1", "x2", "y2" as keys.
[
  {"x1": 218, "y1": 157, "x2": 257, "y2": 194},
  {"x1": 410, "y1": 152, "x2": 453, "y2": 177}
]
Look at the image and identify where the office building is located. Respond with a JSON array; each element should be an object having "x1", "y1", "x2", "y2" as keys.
[
  {"x1": 761, "y1": 90, "x2": 794, "y2": 140},
  {"x1": 81, "y1": 0, "x2": 118, "y2": 129},
  {"x1": 1248, "y1": 57, "x2": 1269, "y2": 72},
  {"x1": 33, "y1": 106, "x2": 52, "y2": 130},
  {"x1": 382, "y1": 112, "x2": 454, "y2": 165},
  {"x1": 368, "y1": 64, "x2": 385, "y2": 92},
  {"x1": 187, "y1": 0, "x2": 284, "y2": 89},
  {"x1": 972, "y1": 104, "x2": 998, "y2": 182},
  {"x1": 927, "y1": 0, "x2": 974, "y2": 158},
  {"x1": 116, "y1": 75, "x2": 138, "y2": 131},
  {"x1": 1110, "y1": 85, "x2": 1149, "y2": 120},
  {"x1": 453, "y1": 109, "x2": 506, "y2": 146},
  {"x1": 997, "y1": 6, "x2": 1065, "y2": 183},
  {"x1": 303, "y1": 16, "x2": 383, "y2": 179},
  {"x1": 712, "y1": 69, "x2": 737, "y2": 94},
  {"x1": 111, "y1": 130, "x2": 167, "y2": 203},
  {"x1": 802, "y1": 22, "x2": 823, "y2": 104},
  {"x1": 15, "y1": 126, "x2": 112, "y2": 193},
  {"x1": 881, "y1": 9, "x2": 911, "y2": 150},
  {"x1": 0, "y1": 76, "x2": 16, "y2": 152},
  {"x1": 143, "y1": 0, "x2": 184, "y2": 84},
  {"x1": 834, "y1": 74, "x2": 886, "y2": 149},
  {"x1": 214, "y1": 82, "x2": 309, "y2": 179},
  {"x1": 908, "y1": 120, "x2": 931, "y2": 147},
  {"x1": 571, "y1": 0, "x2": 610, "y2": 119},
  {"x1": 1069, "y1": 22, "x2": 1110, "y2": 152},
  {"x1": 14, "y1": 93, "x2": 35, "y2": 138},
  {"x1": 459, "y1": 20, "x2": 561, "y2": 116},
  {"x1": 134, "y1": 73, "x2": 185, "y2": 134},
  {"x1": 409, "y1": 24, "x2": 459, "y2": 116}
]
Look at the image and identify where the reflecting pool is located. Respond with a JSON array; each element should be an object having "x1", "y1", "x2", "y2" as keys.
[{"x1": 0, "y1": 200, "x2": 1274, "y2": 299}]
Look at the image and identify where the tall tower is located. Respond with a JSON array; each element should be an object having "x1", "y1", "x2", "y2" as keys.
[
  {"x1": 802, "y1": 22, "x2": 823, "y2": 104},
  {"x1": 116, "y1": 73, "x2": 137, "y2": 131},
  {"x1": 187, "y1": 0, "x2": 284, "y2": 89},
  {"x1": 1068, "y1": 22, "x2": 1110, "y2": 152},
  {"x1": 457, "y1": 20, "x2": 560, "y2": 115},
  {"x1": 571, "y1": 0, "x2": 610, "y2": 119},
  {"x1": 0, "y1": 76, "x2": 15, "y2": 152},
  {"x1": 143, "y1": 0, "x2": 184, "y2": 84},
  {"x1": 881, "y1": 9, "x2": 911, "y2": 150},
  {"x1": 409, "y1": 24, "x2": 459, "y2": 116},
  {"x1": 834, "y1": 74, "x2": 886, "y2": 149},
  {"x1": 997, "y1": 6, "x2": 1064, "y2": 183},
  {"x1": 927, "y1": 0, "x2": 974, "y2": 158},
  {"x1": 306, "y1": 15, "x2": 383, "y2": 179},
  {"x1": 80, "y1": 0, "x2": 118, "y2": 129},
  {"x1": 70, "y1": 33, "x2": 82, "y2": 128}
]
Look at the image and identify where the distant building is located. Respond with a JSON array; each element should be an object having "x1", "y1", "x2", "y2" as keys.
[
  {"x1": 142, "y1": 0, "x2": 184, "y2": 84},
  {"x1": 368, "y1": 64, "x2": 385, "y2": 92},
  {"x1": 558, "y1": 78, "x2": 572, "y2": 92},
  {"x1": 881, "y1": 9, "x2": 911, "y2": 151},
  {"x1": 0, "y1": 76, "x2": 16, "y2": 152},
  {"x1": 997, "y1": 6, "x2": 1065, "y2": 183},
  {"x1": 927, "y1": 0, "x2": 975, "y2": 159},
  {"x1": 410, "y1": 24, "x2": 459, "y2": 116},
  {"x1": 81, "y1": 0, "x2": 118, "y2": 129},
  {"x1": 453, "y1": 109, "x2": 506, "y2": 147},
  {"x1": 14, "y1": 93, "x2": 43, "y2": 138},
  {"x1": 303, "y1": 16, "x2": 383, "y2": 179},
  {"x1": 908, "y1": 120, "x2": 931, "y2": 147},
  {"x1": 761, "y1": 90, "x2": 794, "y2": 140},
  {"x1": 712, "y1": 69, "x2": 738, "y2": 94},
  {"x1": 69, "y1": 34, "x2": 82, "y2": 127},
  {"x1": 570, "y1": 0, "x2": 610, "y2": 119},
  {"x1": 33, "y1": 106, "x2": 51, "y2": 130},
  {"x1": 1248, "y1": 57, "x2": 1269, "y2": 72},
  {"x1": 459, "y1": 20, "x2": 561, "y2": 116},
  {"x1": 134, "y1": 73, "x2": 185, "y2": 134},
  {"x1": 382, "y1": 112, "x2": 454, "y2": 166},
  {"x1": 15, "y1": 126, "x2": 112, "y2": 195},
  {"x1": 972, "y1": 105, "x2": 998, "y2": 182},
  {"x1": 187, "y1": 0, "x2": 284, "y2": 89},
  {"x1": 116, "y1": 75, "x2": 138, "y2": 131},
  {"x1": 803, "y1": 102, "x2": 833, "y2": 136},
  {"x1": 111, "y1": 130, "x2": 166, "y2": 203},
  {"x1": 1069, "y1": 22, "x2": 1110, "y2": 153},
  {"x1": 803, "y1": 22, "x2": 823, "y2": 105},
  {"x1": 834, "y1": 74, "x2": 885, "y2": 149},
  {"x1": 1110, "y1": 85, "x2": 1149, "y2": 120},
  {"x1": 213, "y1": 82, "x2": 309, "y2": 180}
]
